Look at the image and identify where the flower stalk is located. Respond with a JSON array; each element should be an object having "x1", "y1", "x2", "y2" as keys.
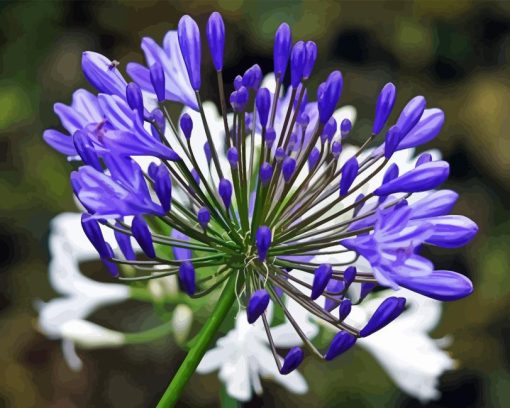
[{"x1": 156, "y1": 274, "x2": 238, "y2": 407}]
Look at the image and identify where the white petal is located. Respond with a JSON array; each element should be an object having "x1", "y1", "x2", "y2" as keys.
[
  {"x1": 37, "y1": 297, "x2": 97, "y2": 337},
  {"x1": 359, "y1": 331, "x2": 454, "y2": 402},
  {"x1": 61, "y1": 338, "x2": 83, "y2": 371},
  {"x1": 60, "y1": 320, "x2": 125, "y2": 349},
  {"x1": 219, "y1": 355, "x2": 252, "y2": 402},
  {"x1": 197, "y1": 345, "x2": 232, "y2": 373}
]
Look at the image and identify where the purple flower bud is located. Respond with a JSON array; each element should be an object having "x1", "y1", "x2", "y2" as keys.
[
  {"x1": 360, "y1": 297, "x2": 406, "y2": 337},
  {"x1": 353, "y1": 194, "x2": 365, "y2": 217},
  {"x1": 290, "y1": 41, "x2": 306, "y2": 88},
  {"x1": 297, "y1": 113, "x2": 310, "y2": 127},
  {"x1": 126, "y1": 82, "x2": 144, "y2": 120},
  {"x1": 383, "y1": 164, "x2": 399, "y2": 186},
  {"x1": 178, "y1": 15, "x2": 202, "y2": 91},
  {"x1": 323, "y1": 278, "x2": 344, "y2": 312},
  {"x1": 282, "y1": 157, "x2": 296, "y2": 182},
  {"x1": 191, "y1": 168, "x2": 200, "y2": 187},
  {"x1": 311, "y1": 264, "x2": 332, "y2": 300},
  {"x1": 416, "y1": 152, "x2": 432, "y2": 167},
  {"x1": 374, "y1": 160, "x2": 449, "y2": 195},
  {"x1": 275, "y1": 147, "x2": 285, "y2": 162},
  {"x1": 288, "y1": 132, "x2": 298, "y2": 151},
  {"x1": 230, "y1": 86, "x2": 249, "y2": 112},
  {"x1": 321, "y1": 117, "x2": 337, "y2": 143},
  {"x1": 398, "y1": 108, "x2": 444, "y2": 150},
  {"x1": 359, "y1": 283, "x2": 375, "y2": 302},
  {"x1": 384, "y1": 125, "x2": 402, "y2": 159},
  {"x1": 256, "y1": 225, "x2": 272, "y2": 261},
  {"x1": 379, "y1": 165, "x2": 398, "y2": 207},
  {"x1": 218, "y1": 178, "x2": 233, "y2": 210},
  {"x1": 204, "y1": 142, "x2": 212, "y2": 164},
  {"x1": 280, "y1": 347, "x2": 304, "y2": 375},
  {"x1": 151, "y1": 164, "x2": 172, "y2": 212},
  {"x1": 227, "y1": 147, "x2": 239, "y2": 168},
  {"x1": 197, "y1": 207, "x2": 211, "y2": 230},
  {"x1": 81, "y1": 214, "x2": 109, "y2": 258},
  {"x1": 339, "y1": 299, "x2": 352, "y2": 321},
  {"x1": 131, "y1": 215, "x2": 155, "y2": 258},
  {"x1": 331, "y1": 141, "x2": 342, "y2": 158},
  {"x1": 149, "y1": 62, "x2": 166, "y2": 102},
  {"x1": 179, "y1": 261, "x2": 196, "y2": 296},
  {"x1": 395, "y1": 270, "x2": 473, "y2": 301},
  {"x1": 265, "y1": 128, "x2": 276, "y2": 148},
  {"x1": 343, "y1": 266, "x2": 356, "y2": 288},
  {"x1": 114, "y1": 226, "x2": 136, "y2": 261},
  {"x1": 180, "y1": 113, "x2": 193, "y2": 139},
  {"x1": 102, "y1": 243, "x2": 119, "y2": 277},
  {"x1": 340, "y1": 118, "x2": 352, "y2": 137},
  {"x1": 260, "y1": 162, "x2": 273, "y2": 185},
  {"x1": 294, "y1": 85, "x2": 308, "y2": 115},
  {"x1": 256, "y1": 88, "x2": 271, "y2": 128},
  {"x1": 247, "y1": 289, "x2": 270, "y2": 323},
  {"x1": 340, "y1": 156, "x2": 358, "y2": 196},
  {"x1": 234, "y1": 75, "x2": 243, "y2": 90},
  {"x1": 325, "y1": 331, "x2": 356, "y2": 361},
  {"x1": 245, "y1": 112, "x2": 254, "y2": 131},
  {"x1": 318, "y1": 71, "x2": 343, "y2": 124},
  {"x1": 81, "y1": 51, "x2": 127, "y2": 98},
  {"x1": 172, "y1": 230, "x2": 191, "y2": 261},
  {"x1": 150, "y1": 108, "x2": 165, "y2": 139},
  {"x1": 373, "y1": 83, "x2": 397, "y2": 135},
  {"x1": 243, "y1": 64, "x2": 263, "y2": 90},
  {"x1": 308, "y1": 147, "x2": 320, "y2": 171},
  {"x1": 73, "y1": 131, "x2": 101, "y2": 171},
  {"x1": 273, "y1": 23, "x2": 292, "y2": 79},
  {"x1": 395, "y1": 95, "x2": 426, "y2": 137},
  {"x1": 206, "y1": 12, "x2": 225, "y2": 71},
  {"x1": 303, "y1": 41, "x2": 317, "y2": 79}
]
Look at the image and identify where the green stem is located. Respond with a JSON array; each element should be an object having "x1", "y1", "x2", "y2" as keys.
[{"x1": 156, "y1": 275, "x2": 238, "y2": 407}]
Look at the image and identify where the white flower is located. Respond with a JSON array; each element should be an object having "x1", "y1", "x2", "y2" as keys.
[
  {"x1": 197, "y1": 303, "x2": 317, "y2": 402},
  {"x1": 37, "y1": 212, "x2": 130, "y2": 370},
  {"x1": 354, "y1": 290, "x2": 454, "y2": 403}
]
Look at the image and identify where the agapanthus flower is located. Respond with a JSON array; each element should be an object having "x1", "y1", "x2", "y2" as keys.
[
  {"x1": 43, "y1": 11, "x2": 477, "y2": 380},
  {"x1": 37, "y1": 213, "x2": 193, "y2": 370}
]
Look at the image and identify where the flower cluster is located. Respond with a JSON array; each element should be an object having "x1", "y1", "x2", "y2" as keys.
[{"x1": 43, "y1": 11, "x2": 477, "y2": 376}]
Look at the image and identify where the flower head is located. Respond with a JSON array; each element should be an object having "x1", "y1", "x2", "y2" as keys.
[{"x1": 43, "y1": 11, "x2": 477, "y2": 378}]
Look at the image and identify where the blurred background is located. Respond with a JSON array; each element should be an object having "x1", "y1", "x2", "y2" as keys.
[{"x1": 1, "y1": 0, "x2": 509, "y2": 406}]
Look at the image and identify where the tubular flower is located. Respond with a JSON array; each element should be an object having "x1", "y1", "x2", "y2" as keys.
[{"x1": 43, "y1": 12, "x2": 477, "y2": 377}]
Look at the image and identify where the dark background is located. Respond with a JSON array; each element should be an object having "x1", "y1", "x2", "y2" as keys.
[{"x1": 1, "y1": 0, "x2": 509, "y2": 406}]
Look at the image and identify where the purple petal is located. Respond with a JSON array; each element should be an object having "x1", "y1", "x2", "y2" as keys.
[
  {"x1": 43, "y1": 129, "x2": 77, "y2": 156},
  {"x1": 81, "y1": 51, "x2": 127, "y2": 98},
  {"x1": 395, "y1": 270, "x2": 473, "y2": 301}
]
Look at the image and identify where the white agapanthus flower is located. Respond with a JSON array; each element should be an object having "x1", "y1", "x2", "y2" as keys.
[
  {"x1": 353, "y1": 289, "x2": 455, "y2": 403},
  {"x1": 37, "y1": 212, "x2": 131, "y2": 370},
  {"x1": 39, "y1": 212, "x2": 196, "y2": 371},
  {"x1": 197, "y1": 302, "x2": 317, "y2": 402}
]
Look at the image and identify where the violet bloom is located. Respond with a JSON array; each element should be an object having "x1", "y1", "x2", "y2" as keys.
[{"x1": 43, "y1": 10, "x2": 477, "y2": 379}]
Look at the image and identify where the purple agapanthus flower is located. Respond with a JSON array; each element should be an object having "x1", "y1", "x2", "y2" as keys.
[{"x1": 43, "y1": 11, "x2": 477, "y2": 376}]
